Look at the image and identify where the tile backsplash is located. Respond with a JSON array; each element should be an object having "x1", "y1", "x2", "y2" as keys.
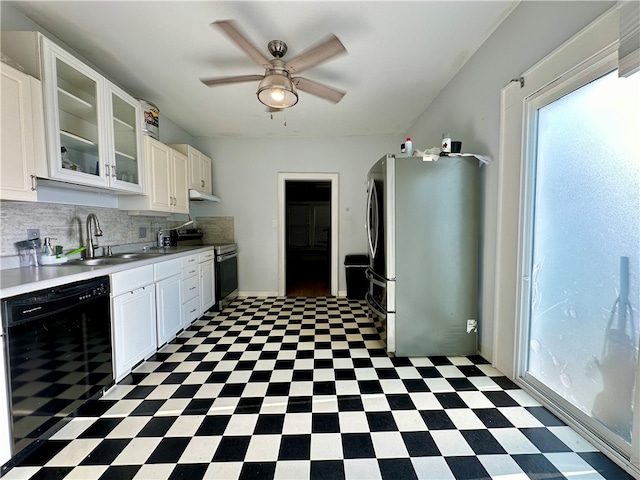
[
  {"x1": 0, "y1": 201, "x2": 235, "y2": 265},
  {"x1": 197, "y1": 216, "x2": 234, "y2": 244},
  {"x1": 0, "y1": 201, "x2": 169, "y2": 258}
]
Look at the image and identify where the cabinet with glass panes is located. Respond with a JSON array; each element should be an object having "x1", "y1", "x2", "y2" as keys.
[{"x1": 0, "y1": 32, "x2": 143, "y2": 193}]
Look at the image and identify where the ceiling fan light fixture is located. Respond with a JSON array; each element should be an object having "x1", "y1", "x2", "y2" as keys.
[{"x1": 257, "y1": 72, "x2": 298, "y2": 109}]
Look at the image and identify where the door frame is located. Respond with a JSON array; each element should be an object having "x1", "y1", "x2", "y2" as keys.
[{"x1": 278, "y1": 172, "x2": 339, "y2": 296}]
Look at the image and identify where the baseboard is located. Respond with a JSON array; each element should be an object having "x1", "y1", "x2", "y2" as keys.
[
  {"x1": 237, "y1": 291, "x2": 279, "y2": 298},
  {"x1": 237, "y1": 290, "x2": 349, "y2": 298}
]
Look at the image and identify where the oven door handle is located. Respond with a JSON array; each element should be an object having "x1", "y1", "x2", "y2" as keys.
[{"x1": 217, "y1": 252, "x2": 237, "y2": 262}]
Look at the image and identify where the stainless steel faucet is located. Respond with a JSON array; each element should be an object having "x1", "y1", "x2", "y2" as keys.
[{"x1": 85, "y1": 213, "x2": 103, "y2": 258}]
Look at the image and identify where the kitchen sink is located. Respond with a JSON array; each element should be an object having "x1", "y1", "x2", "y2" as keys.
[{"x1": 66, "y1": 257, "x2": 133, "y2": 266}]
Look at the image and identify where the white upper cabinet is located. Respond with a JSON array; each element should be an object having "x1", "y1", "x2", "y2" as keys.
[
  {"x1": 1, "y1": 32, "x2": 143, "y2": 193},
  {"x1": 41, "y1": 39, "x2": 107, "y2": 187},
  {"x1": 104, "y1": 82, "x2": 144, "y2": 193},
  {"x1": 170, "y1": 144, "x2": 212, "y2": 195},
  {"x1": 0, "y1": 62, "x2": 42, "y2": 201},
  {"x1": 118, "y1": 136, "x2": 188, "y2": 214}
]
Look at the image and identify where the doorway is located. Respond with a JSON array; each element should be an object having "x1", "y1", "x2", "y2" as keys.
[
  {"x1": 285, "y1": 181, "x2": 331, "y2": 296},
  {"x1": 278, "y1": 173, "x2": 339, "y2": 297}
]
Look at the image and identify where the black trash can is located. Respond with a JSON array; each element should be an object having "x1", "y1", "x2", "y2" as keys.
[{"x1": 344, "y1": 254, "x2": 369, "y2": 300}]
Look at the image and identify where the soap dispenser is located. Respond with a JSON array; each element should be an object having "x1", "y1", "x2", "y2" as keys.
[{"x1": 42, "y1": 237, "x2": 54, "y2": 256}]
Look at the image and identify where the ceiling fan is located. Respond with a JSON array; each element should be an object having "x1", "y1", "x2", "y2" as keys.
[{"x1": 200, "y1": 20, "x2": 347, "y2": 110}]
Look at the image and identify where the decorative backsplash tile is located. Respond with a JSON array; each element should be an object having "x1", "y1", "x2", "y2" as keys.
[
  {"x1": 0, "y1": 202, "x2": 236, "y2": 265},
  {"x1": 197, "y1": 216, "x2": 235, "y2": 243},
  {"x1": 0, "y1": 201, "x2": 168, "y2": 258}
]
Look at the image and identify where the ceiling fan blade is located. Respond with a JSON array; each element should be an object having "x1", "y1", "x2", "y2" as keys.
[
  {"x1": 212, "y1": 20, "x2": 272, "y2": 68},
  {"x1": 200, "y1": 74, "x2": 264, "y2": 86},
  {"x1": 286, "y1": 34, "x2": 347, "y2": 74},
  {"x1": 293, "y1": 77, "x2": 346, "y2": 104}
]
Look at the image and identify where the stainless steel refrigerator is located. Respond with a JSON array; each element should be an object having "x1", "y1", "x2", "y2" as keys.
[{"x1": 365, "y1": 154, "x2": 480, "y2": 356}]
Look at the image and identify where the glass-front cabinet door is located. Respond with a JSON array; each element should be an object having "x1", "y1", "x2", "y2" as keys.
[
  {"x1": 40, "y1": 37, "x2": 143, "y2": 192},
  {"x1": 41, "y1": 38, "x2": 108, "y2": 188},
  {"x1": 106, "y1": 83, "x2": 143, "y2": 193}
]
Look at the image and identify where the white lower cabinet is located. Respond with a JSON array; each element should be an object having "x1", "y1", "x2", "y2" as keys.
[
  {"x1": 110, "y1": 250, "x2": 213, "y2": 382},
  {"x1": 155, "y1": 258, "x2": 183, "y2": 346},
  {"x1": 182, "y1": 255, "x2": 200, "y2": 328},
  {"x1": 199, "y1": 250, "x2": 216, "y2": 314},
  {"x1": 111, "y1": 265, "x2": 156, "y2": 382}
]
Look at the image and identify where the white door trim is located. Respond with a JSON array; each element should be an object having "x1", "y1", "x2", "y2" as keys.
[{"x1": 278, "y1": 172, "x2": 339, "y2": 297}]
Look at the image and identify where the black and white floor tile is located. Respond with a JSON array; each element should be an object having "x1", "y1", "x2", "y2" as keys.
[{"x1": 3, "y1": 297, "x2": 633, "y2": 479}]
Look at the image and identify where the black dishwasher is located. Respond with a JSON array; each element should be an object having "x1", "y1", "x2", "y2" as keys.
[{"x1": 1, "y1": 276, "x2": 113, "y2": 457}]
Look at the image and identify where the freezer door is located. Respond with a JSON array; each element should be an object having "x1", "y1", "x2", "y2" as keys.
[{"x1": 365, "y1": 269, "x2": 396, "y2": 353}]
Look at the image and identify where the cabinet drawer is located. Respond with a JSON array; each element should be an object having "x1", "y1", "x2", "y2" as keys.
[
  {"x1": 182, "y1": 254, "x2": 199, "y2": 268},
  {"x1": 154, "y1": 258, "x2": 182, "y2": 281},
  {"x1": 199, "y1": 250, "x2": 215, "y2": 263},
  {"x1": 183, "y1": 296, "x2": 200, "y2": 325},
  {"x1": 111, "y1": 265, "x2": 153, "y2": 296},
  {"x1": 182, "y1": 265, "x2": 198, "y2": 279},
  {"x1": 182, "y1": 275, "x2": 199, "y2": 302}
]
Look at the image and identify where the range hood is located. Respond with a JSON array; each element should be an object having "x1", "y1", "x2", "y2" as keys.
[{"x1": 189, "y1": 189, "x2": 221, "y2": 202}]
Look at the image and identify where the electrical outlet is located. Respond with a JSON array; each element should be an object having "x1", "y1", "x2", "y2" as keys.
[
  {"x1": 139, "y1": 227, "x2": 147, "y2": 238},
  {"x1": 27, "y1": 229, "x2": 40, "y2": 240}
]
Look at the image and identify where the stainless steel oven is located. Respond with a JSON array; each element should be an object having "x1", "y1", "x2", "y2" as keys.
[
  {"x1": 169, "y1": 229, "x2": 238, "y2": 310},
  {"x1": 1, "y1": 276, "x2": 113, "y2": 459},
  {"x1": 213, "y1": 243, "x2": 238, "y2": 310}
]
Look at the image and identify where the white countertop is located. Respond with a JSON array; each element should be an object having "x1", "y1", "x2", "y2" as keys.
[{"x1": 0, "y1": 246, "x2": 214, "y2": 298}]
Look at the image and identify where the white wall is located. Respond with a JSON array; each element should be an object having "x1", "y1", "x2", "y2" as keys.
[
  {"x1": 406, "y1": 1, "x2": 614, "y2": 360},
  {"x1": 191, "y1": 136, "x2": 396, "y2": 294}
]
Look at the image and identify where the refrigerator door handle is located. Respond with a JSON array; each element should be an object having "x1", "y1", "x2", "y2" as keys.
[
  {"x1": 366, "y1": 179, "x2": 376, "y2": 258},
  {"x1": 365, "y1": 291, "x2": 386, "y2": 318},
  {"x1": 366, "y1": 267, "x2": 386, "y2": 288}
]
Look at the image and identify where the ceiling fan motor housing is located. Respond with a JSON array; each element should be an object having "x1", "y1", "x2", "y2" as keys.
[{"x1": 268, "y1": 40, "x2": 288, "y2": 58}]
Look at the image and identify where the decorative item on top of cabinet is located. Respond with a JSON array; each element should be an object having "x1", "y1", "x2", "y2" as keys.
[
  {"x1": 169, "y1": 144, "x2": 212, "y2": 195},
  {"x1": 118, "y1": 136, "x2": 189, "y2": 215},
  {"x1": 0, "y1": 62, "x2": 43, "y2": 201},
  {"x1": 1, "y1": 32, "x2": 144, "y2": 194}
]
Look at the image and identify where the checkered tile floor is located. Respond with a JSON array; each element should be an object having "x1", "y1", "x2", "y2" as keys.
[{"x1": 3, "y1": 297, "x2": 632, "y2": 479}]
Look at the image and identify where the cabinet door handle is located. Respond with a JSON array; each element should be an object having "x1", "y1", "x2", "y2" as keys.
[
  {"x1": 189, "y1": 308, "x2": 197, "y2": 313},
  {"x1": 30, "y1": 175, "x2": 37, "y2": 191},
  {"x1": 201, "y1": 179, "x2": 205, "y2": 187},
  {"x1": 111, "y1": 165, "x2": 117, "y2": 178}
]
